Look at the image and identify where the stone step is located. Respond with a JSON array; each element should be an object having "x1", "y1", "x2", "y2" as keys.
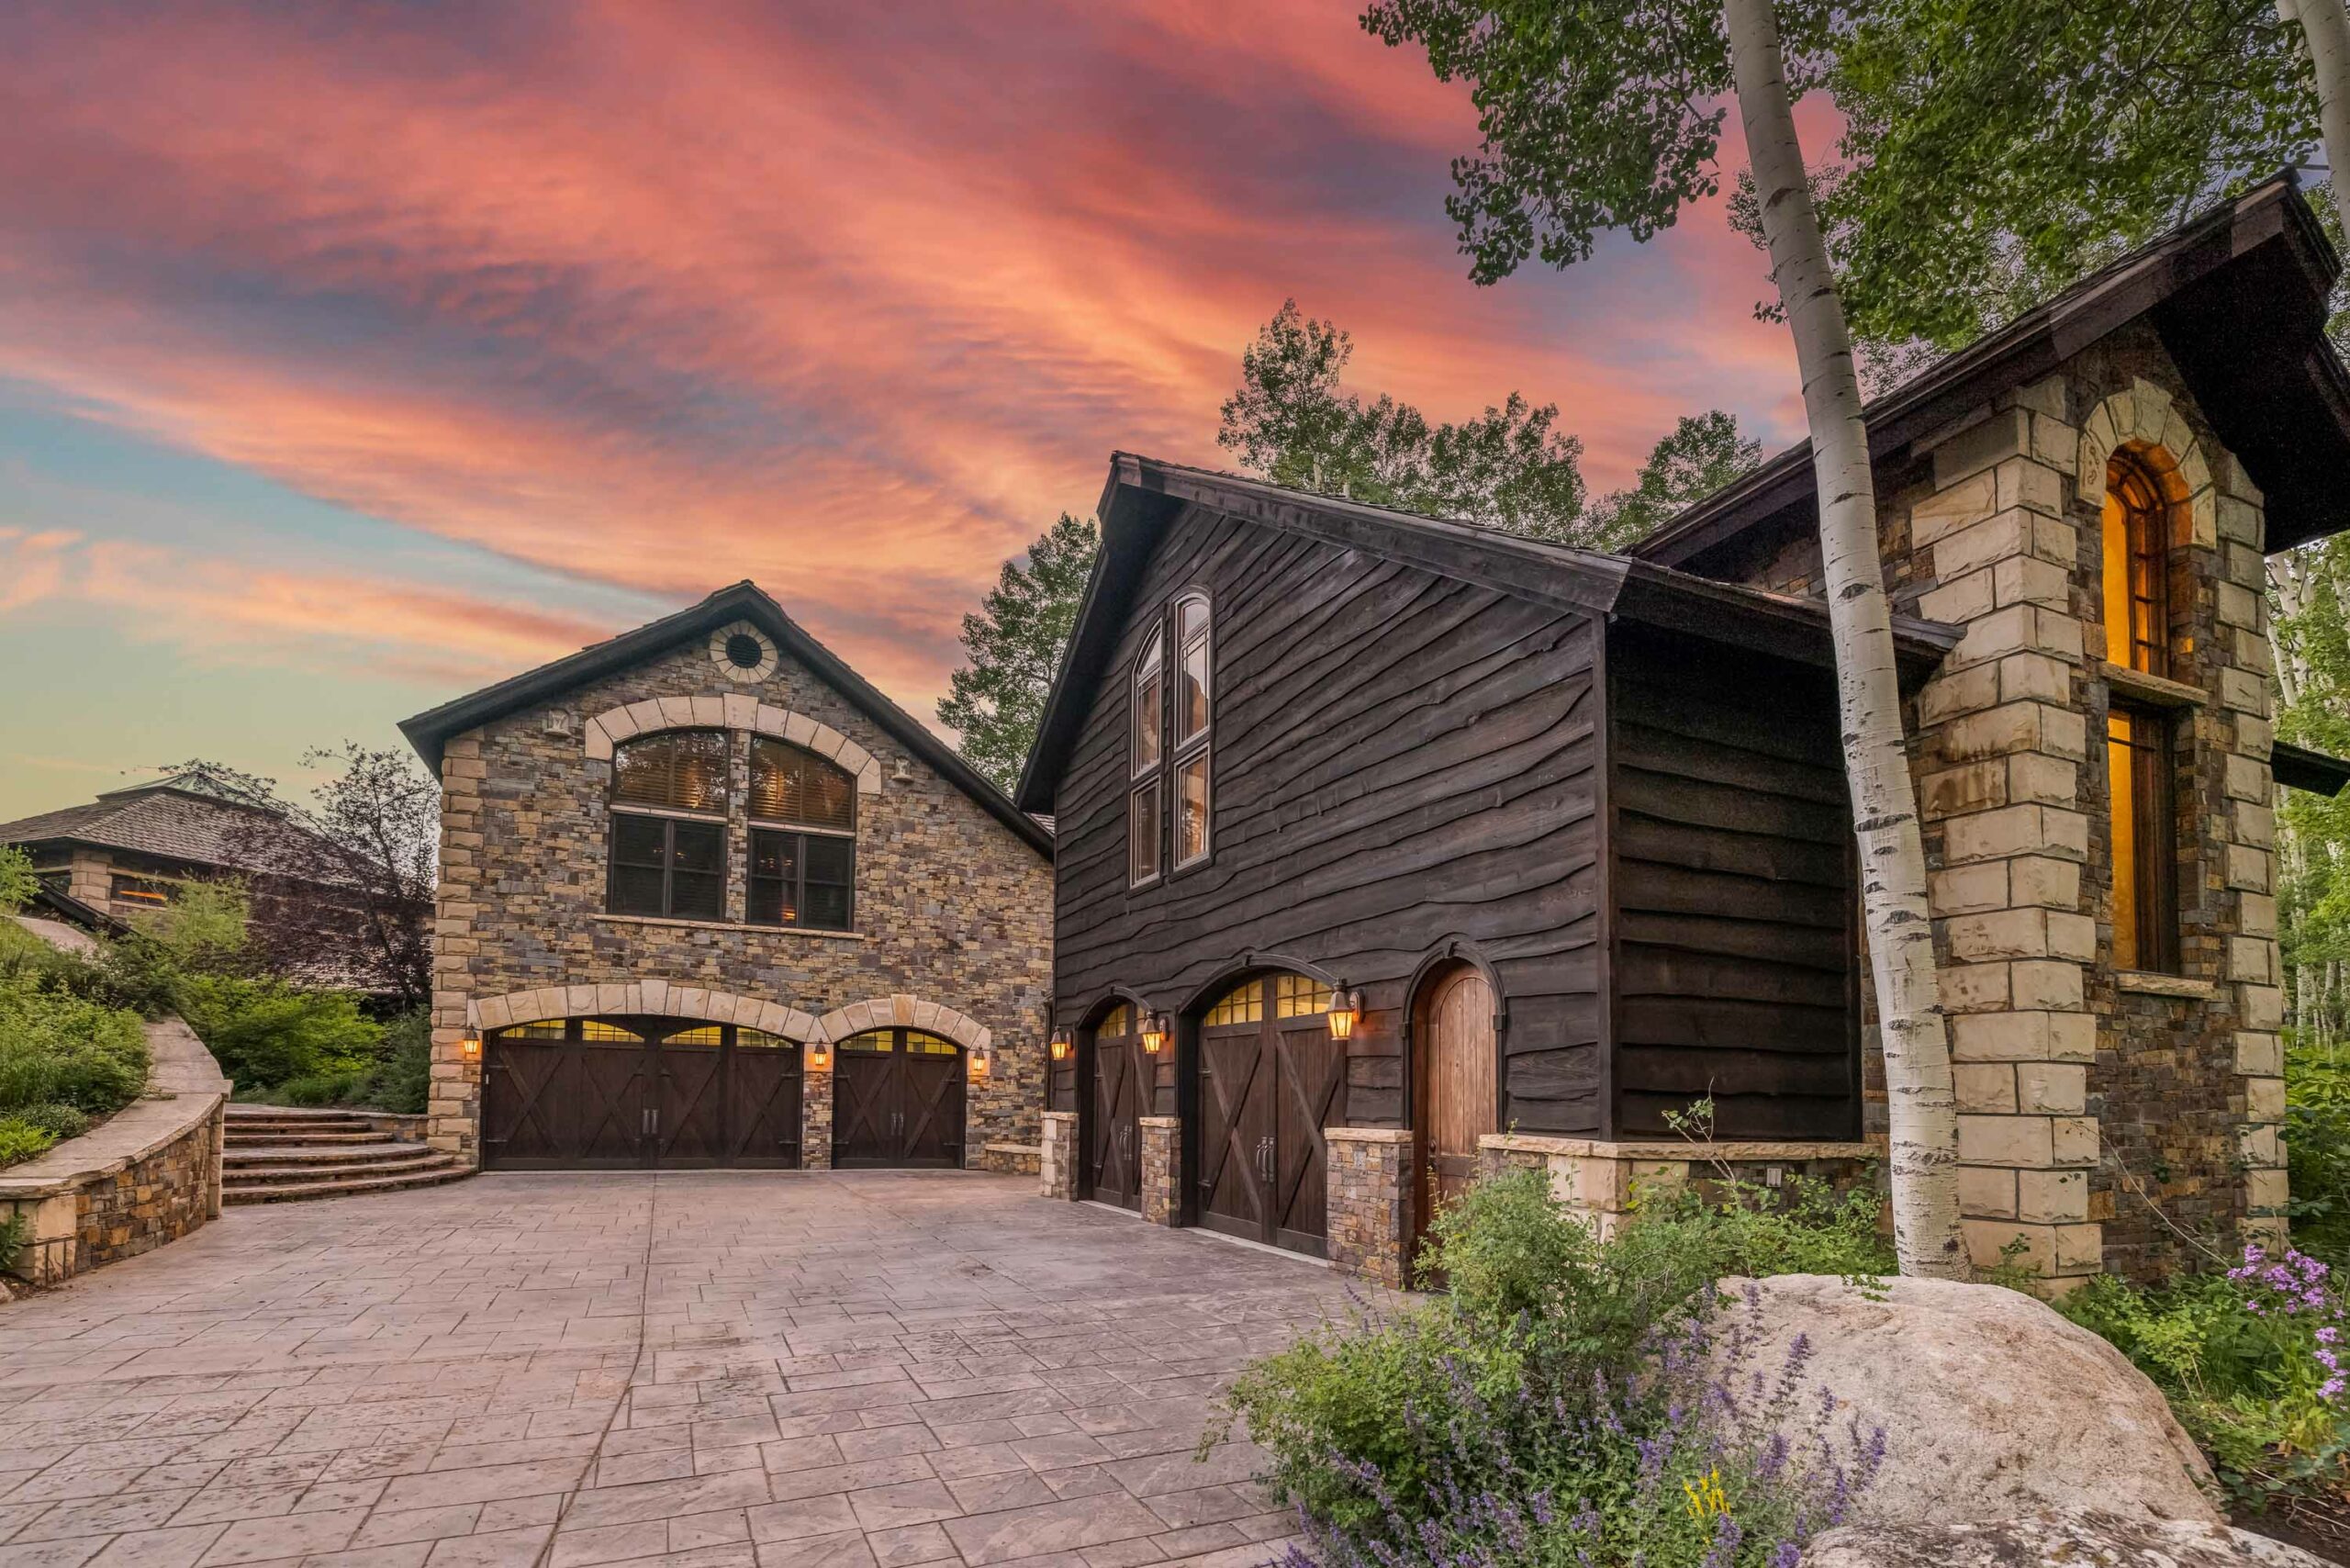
[
  {"x1": 225, "y1": 1104, "x2": 376, "y2": 1124},
  {"x1": 226, "y1": 1141, "x2": 438, "y2": 1170},
  {"x1": 222, "y1": 1159, "x2": 468, "y2": 1204},
  {"x1": 224, "y1": 1128, "x2": 397, "y2": 1148},
  {"x1": 225, "y1": 1154, "x2": 451, "y2": 1188}
]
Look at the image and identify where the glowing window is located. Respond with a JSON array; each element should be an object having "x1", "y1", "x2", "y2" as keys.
[
  {"x1": 1275, "y1": 975, "x2": 1335, "y2": 1018},
  {"x1": 750, "y1": 739, "x2": 856, "y2": 831},
  {"x1": 611, "y1": 730, "x2": 728, "y2": 813},
  {"x1": 580, "y1": 1021, "x2": 644, "y2": 1043},
  {"x1": 2108, "y1": 708, "x2": 2178, "y2": 973},
  {"x1": 498, "y1": 1020, "x2": 566, "y2": 1040},
  {"x1": 1101, "y1": 1003, "x2": 1132, "y2": 1037},
  {"x1": 1205, "y1": 983, "x2": 1264, "y2": 1026},
  {"x1": 666, "y1": 1025, "x2": 722, "y2": 1046},
  {"x1": 2101, "y1": 455, "x2": 2171, "y2": 678}
]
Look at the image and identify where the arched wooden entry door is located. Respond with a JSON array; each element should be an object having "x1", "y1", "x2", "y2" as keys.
[
  {"x1": 834, "y1": 1029, "x2": 966, "y2": 1168},
  {"x1": 1195, "y1": 974, "x2": 1345, "y2": 1257},
  {"x1": 1415, "y1": 967, "x2": 1497, "y2": 1244},
  {"x1": 1083, "y1": 1003, "x2": 1145, "y2": 1208}
]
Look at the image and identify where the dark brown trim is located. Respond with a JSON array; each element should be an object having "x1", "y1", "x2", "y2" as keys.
[{"x1": 2277, "y1": 741, "x2": 2350, "y2": 798}]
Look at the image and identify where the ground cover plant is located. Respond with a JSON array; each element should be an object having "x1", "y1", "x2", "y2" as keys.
[
  {"x1": 1221, "y1": 1159, "x2": 1892, "y2": 1566},
  {"x1": 0, "y1": 860, "x2": 150, "y2": 1169}
]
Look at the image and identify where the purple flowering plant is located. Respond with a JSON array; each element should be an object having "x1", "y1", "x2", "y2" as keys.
[{"x1": 2226, "y1": 1243, "x2": 2350, "y2": 1449}]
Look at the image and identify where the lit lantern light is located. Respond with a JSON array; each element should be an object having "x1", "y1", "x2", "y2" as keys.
[
  {"x1": 1327, "y1": 987, "x2": 1362, "y2": 1042},
  {"x1": 457, "y1": 1030, "x2": 482, "y2": 1062},
  {"x1": 972, "y1": 1049, "x2": 991, "y2": 1079},
  {"x1": 1050, "y1": 1030, "x2": 1072, "y2": 1062},
  {"x1": 808, "y1": 1043, "x2": 832, "y2": 1072},
  {"x1": 1141, "y1": 1012, "x2": 1169, "y2": 1055}
]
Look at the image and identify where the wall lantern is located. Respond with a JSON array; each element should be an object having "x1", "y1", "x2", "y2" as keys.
[
  {"x1": 1140, "y1": 1012, "x2": 1169, "y2": 1055},
  {"x1": 1326, "y1": 986, "x2": 1362, "y2": 1042},
  {"x1": 1049, "y1": 1029, "x2": 1071, "y2": 1062},
  {"x1": 971, "y1": 1049, "x2": 992, "y2": 1079},
  {"x1": 457, "y1": 1030, "x2": 482, "y2": 1062},
  {"x1": 808, "y1": 1043, "x2": 832, "y2": 1072}
]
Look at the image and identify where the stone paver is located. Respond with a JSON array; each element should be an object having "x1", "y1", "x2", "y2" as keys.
[{"x1": 0, "y1": 1171, "x2": 1370, "y2": 1568}]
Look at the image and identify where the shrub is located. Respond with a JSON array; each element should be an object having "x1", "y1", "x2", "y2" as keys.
[
  {"x1": 17, "y1": 1103, "x2": 89, "y2": 1139},
  {"x1": 178, "y1": 974, "x2": 381, "y2": 1090},
  {"x1": 365, "y1": 1009, "x2": 432, "y2": 1114},
  {"x1": 0, "y1": 1117, "x2": 58, "y2": 1167},
  {"x1": 0, "y1": 985, "x2": 150, "y2": 1116},
  {"x1": 1225, "y1": 1160, "x2": 1895, "y2": 1566},
  {"x1": 0, "y1": 1206, "x2": 28, "y2": 1277},
  {"x1": 0, "y1": 846, "x2": 36, "y2": 914},
  {"x1": 2288, "y1": 1040, "x2": 2350, "y2": 1268}
]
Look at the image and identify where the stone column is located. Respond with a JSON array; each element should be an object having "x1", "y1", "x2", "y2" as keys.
[
  {"x1": 1138, "y1": 1116, "x2": 1181, "y2": 1226},
  {"x1": 1908, "y1": 386, "x2": 2101, "y2": 1285},
  {"x1": 1325, "y1": 1127, "x2": 1411, "y2": 1288},
  {"x1": 428, "y1": 737, "x2": 487, "y2": 1167},
  {"x1": 2215, "y1": 453, "x2": 2288, "y2": 1247},
  {"x1": 66, "y1": 849, "x2": 110, "y2": 910},
  {"x1": 802, "y1": 1050, "x2": 834, "y2": 1170},
  {"x1": 1039, "y1": 1110, "x2": 1078, "y2": 1200}
]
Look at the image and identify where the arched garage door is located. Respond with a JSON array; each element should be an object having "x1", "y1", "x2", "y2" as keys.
[
  {"x1": 482, "y1": 1016, "x2": 802, "y2": 1170},
  {"x1": 834, "y1": 1029, "x2": 966, "y2": 1168}
]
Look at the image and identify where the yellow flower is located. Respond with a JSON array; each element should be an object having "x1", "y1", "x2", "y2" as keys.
[{"x1": 1682, "y1": 1468, "x2": 1729, "y2": 1520}]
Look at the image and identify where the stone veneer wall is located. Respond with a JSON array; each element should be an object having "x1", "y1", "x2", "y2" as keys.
[
  {"x1": 429, "y1": 630, "x2": 1053, "y2": 1169},
  {"x1": 0, "y1": 1014, "x2": 229, "y2": 1285},
  {"x1": 1735, "y1": 330, "x2": 2280, "y2": 1285},
  {"x1": 1139, "y1": 1116, "x2": 1181, "y2": 1226},
  {"x1": 1326, "y1": 1127, "x2": 1411, "y2": 1287},
  {"x1": 1478, "y1": 1135, "x2": 1881, "y2": 1244},
  {"x1": 1039, "y1": 1111, "x2": 1078, "y2": 1200}
]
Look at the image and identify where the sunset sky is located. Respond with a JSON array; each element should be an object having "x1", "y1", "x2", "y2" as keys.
[{"x1": 0, "y1": 2, "x2": 1812, "y2": 822}]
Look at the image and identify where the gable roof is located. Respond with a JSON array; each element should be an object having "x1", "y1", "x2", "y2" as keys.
[
  {"x1": 0, "y1": 778, "x2": 317, "y2": 875},
  {"x1": 1637, "y1": 174, "x2": 2350, "y2": 574},
  {"x1": 397, "y1": 581, "x2": 1052, "y2": 858},
  {"x1": 1013, "y1": 454, "x2": 1963, "y2": 813}
]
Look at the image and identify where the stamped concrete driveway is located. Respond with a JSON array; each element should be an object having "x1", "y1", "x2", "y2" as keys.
[{"x1": 0, "y1": 1170, "x2": 1372, "y2": 1568}]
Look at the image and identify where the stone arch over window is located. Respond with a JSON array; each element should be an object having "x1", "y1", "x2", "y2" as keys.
[
  {"x1": 2074, "y1": 376, "x2": 2215, "y2": 527},
  {"x1": 581, "y1": 697, "x2": 883, "y2": 794},
  {"x1": 467, "y1": 980, "x2": 818, "y2": 1042},
  {"x1": 812, "y1": 994, "x2": 992, "y2": 1054}
]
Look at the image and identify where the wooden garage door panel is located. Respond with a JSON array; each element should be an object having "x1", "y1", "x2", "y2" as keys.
[{"x1": 482, "y1": 1020, "x2": 803, "y2": 1171}]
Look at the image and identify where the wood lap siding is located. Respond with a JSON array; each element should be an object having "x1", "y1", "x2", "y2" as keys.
[
  {"x1": 1051, "y1": 502, "x2": 1606, "y2": 1135},
  {"x1": 1606, "y1": 628, "x2": 1861, "y2": 1139}
]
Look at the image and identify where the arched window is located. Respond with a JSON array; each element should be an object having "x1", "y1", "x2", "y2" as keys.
[
  {"x1": 746, "y1": 738, "x2": 856, "y2": 930},
  {"x1": 1130, "y1": 626, "x2": 1164, "y2": 885},
  {"x1": 2101, "y1": 452, "x2": 2180, "y2": 974},
  {"x1": 1172, "y1": 593, "x2": 1213, "y2": 868},
  {"x1": 608, "y1": 731, "x2": 727, "y2": 921},
  {"x1": 2101, "y1": 454, "x2": 2170, "y2": 677},
  {"x1": 1128, "y1": 593, "x2": 1214, "y2": 886}
]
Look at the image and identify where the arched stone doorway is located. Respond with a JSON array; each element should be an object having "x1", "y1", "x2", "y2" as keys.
[
  {"x1": 480, "y1": 1014, "x2": 802, "y2": 1170},
  {"x1": 832, "y1": 1028, "x2": 966, "y2": 1169}
]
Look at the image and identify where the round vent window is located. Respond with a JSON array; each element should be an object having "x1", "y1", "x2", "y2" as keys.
[{"x1": 725, "y1": 633, "x2": 766, "y2": 670}]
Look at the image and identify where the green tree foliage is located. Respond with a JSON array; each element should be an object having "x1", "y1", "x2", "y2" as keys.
[
  {"x1": 1584, "y1": 409, "x2": 1763, "y2": 549},
  {"x1": 1813, "y1": 0, "x2": 2314, "y2": 353},
  {"x1": 0, "y1": 846, "x2": 37, "y2": 915},
  {"x1": 1215, "y1": 300, "x2": 1589, "y2": 542},
  {"x1": 177, "y1": 974, "x2": 383, "y2": 1091},
  {"x1": 937, "y1": 512, "x2": 1101, "y2": 796}
]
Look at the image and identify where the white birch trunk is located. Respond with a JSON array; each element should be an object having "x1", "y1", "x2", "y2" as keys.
[
  {"x1": 1724, "y1": 0, "x2": 1967, "y2": 1276},
  {"x1": 2280, "y1": 0, "x2": 2350, "y2": 242}
]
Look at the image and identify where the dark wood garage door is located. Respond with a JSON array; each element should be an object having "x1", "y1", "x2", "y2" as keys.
[
  {"x1": 1083, "y1": 1004, "x2": 1144, "y2": 1209},
  {"x1": 1194, "y1": 975, "x2": 1346, "y2": 1257},
  {"x1": 482, "y1": 1016, "x2": 802, "y2": 1170},
  {"x1": 834, "y1": 1029, "x2": 966, "y2": 1168}
]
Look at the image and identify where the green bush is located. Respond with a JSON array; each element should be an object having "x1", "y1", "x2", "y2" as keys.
[
  {"x1": 0, "y1": 1117, "x2": 58, "y2": 1166},
  {"x1": 2288, "y1": 1039, "x2": 2350, "y2": 1268},
  {"x1": 0, "y1": 846, "x2": 36, "y2": 914},
  {"x1": 365, "y1": 1009, "x2": 431, "y2": 1114},
  {"x1": 0, "y1": 985, "x2": 150, "y2": 1116},
  {"x1": 179, "y1": 974, "x2": 381, "y2": 1090}
]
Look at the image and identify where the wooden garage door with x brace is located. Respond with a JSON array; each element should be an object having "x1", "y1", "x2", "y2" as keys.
[
  {"x1": 833, "y1": 1028, "x2": 967, "y2": 1168},
  {"x1": 481, "y1": 1016, "x2": 803, "y2": 1170},
  {"x1": 1194, "y1": 975, "x2": 1346, "y2": 1257},
  {"x1": 1084, "y1": 1003, "x2": 1145, "y2": 1209}
]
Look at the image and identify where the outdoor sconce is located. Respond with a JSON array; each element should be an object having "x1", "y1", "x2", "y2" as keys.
[
  {"x1": 1326, "y1": 986, "x2": 1362, "y2": 1042},
  {"x1": 457, "y1": 1030, "x2": 481, "y2": 1062},
  {"x1": 1049, "y1": 1030, "x2": 1071, "y2": 1062},
  {"x1": 971, "y1": 1049, "x2": 991, "y2": 1079},
  {"x1": 808, "y1": 1043, "x2": 831, "y2": 1072},
  {"x1": 1141, "y1": 1012, "x2": 1169, "y2": 1055}
]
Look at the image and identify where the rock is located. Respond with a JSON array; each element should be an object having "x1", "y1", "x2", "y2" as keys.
[
  {"x1": 1707, "y1": 1274, "x2": 2220, "y2": 1527},
  {"x1": 1803, "y1": 1507, "x2": 2335, "y2": 1566}
]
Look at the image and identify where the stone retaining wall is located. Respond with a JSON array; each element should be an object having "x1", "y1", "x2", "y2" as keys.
[
  {"x1": 1479, "y1": 1133, "x2": 1884, "y2": 1243},
  {"x1": 0, "y1": 1015, "x2": 229, "y2": 1286},
  {"x1": 979, "y1": 1142, "x2": 1041, "y2": 1176}
]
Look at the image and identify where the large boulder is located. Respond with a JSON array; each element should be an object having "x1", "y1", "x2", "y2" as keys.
[
  {"x1": 1803, "y1": 1508, "x2": 2334, "y2": 1566},
  {"x1": 1707, "y1": 1274, "x2": 2220, "y2": 1527}
]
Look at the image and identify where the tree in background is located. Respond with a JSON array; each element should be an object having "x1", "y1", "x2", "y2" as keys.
[
  {"x1": 1216, "y1": 300, "x2": 1590, "y2": 542},
  {"x1": 1583, "y1": 410, "x2": 1762, "y2": 550},
  {"x1": 938, "y1": 512, "x2": 1101, "y2": 796},
  {"x1": 1365, "y1": 0, "x2": 1966, "y2": 1274},
  {"x1": 1810, "y1": 1, "x2": 2321, "y2": 359},
  {"x1": 0, "y1": 846, "x2": 36, "y2": 915}
]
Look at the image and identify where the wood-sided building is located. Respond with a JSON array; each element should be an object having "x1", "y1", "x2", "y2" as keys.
[{"x1": 1019, "y1": 176, "x2": 2350, "y2": 1288}]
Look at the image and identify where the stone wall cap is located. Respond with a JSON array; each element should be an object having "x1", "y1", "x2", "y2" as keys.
[
  {"x1": 1479, "y1": 1133, "x2": 1885, "y2": 1162},
  {"x1": 1325, "y1": 1126, "x2": 1414, "y2": 1144},
  {"x1": 1041, "y1": 1110, "x2": 1078, "y2": 1123},
  {"x1": 2116, "y1": 970, "x2": 2219, "y2": 999},
  {"x1": 1138, "y1": 1115, "x2": 1181, "y2": 1127},
  {"x1": 983, "y1": 1142, "x2": 1044, "y2": 1156}
]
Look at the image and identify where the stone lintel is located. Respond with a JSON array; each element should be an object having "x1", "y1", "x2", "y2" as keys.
[{"x1": 1325, "y1": 1126, "x2": 1413, "y2": 1144}]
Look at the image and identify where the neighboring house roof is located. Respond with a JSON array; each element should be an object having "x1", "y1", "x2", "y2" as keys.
[
  {"x1": 1636, "y1": 173, "x2": 2350, "y2": 574},
  {"x1": 397, "y1": 580, "x2": 1053, "y2": 858},
  {"x1": 27, "y1": 882, "x2": 128, "y2": 937},
  {"x1": 1013, "y1": 454, "x2": 1964, "y2": 813},
  {"x1": 0, "y1": 774, "x2": 322, "y2": 878}
]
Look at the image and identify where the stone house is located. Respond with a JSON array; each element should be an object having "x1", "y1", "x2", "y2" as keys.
[
  {"x1": 1015, "y1": 176, "x2": 2350, "y2": 1290},
  {"x1": 398, "y1": 582, "x2": 1054, "y2": 1172}
]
